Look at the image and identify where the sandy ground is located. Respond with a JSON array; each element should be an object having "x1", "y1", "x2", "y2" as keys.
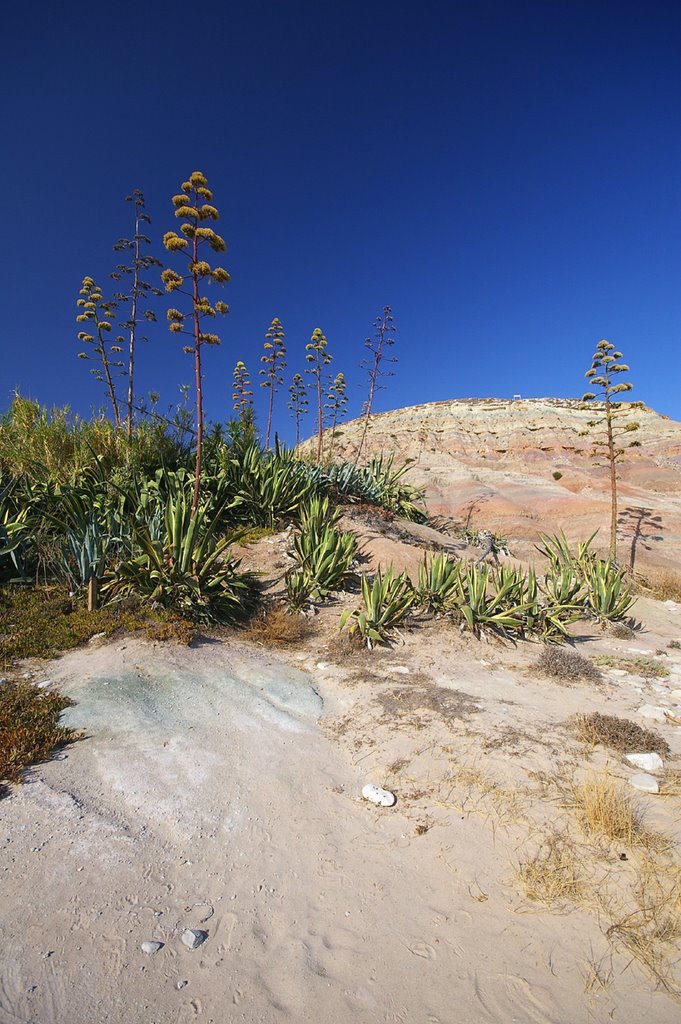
[{"x1": 2, "y1": 536, "x2": 681, "y2": 1022}]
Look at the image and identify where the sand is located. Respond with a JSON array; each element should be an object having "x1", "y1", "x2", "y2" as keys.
[{"x1": 2, "y1": 540, "x2": 681, "y2": 1022}]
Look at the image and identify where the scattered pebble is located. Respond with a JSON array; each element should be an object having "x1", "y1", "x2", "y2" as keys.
[
  {"x1": 669, "y1": 689, "x2": 681, "y2": 702},
  {"x1": 636, "y1": 704, "x2": 668, "y2": 723},
  {"x1": 36, "y1": 680, "x2": 53, "y2": 689},
  {"x1": 608, "y1": 669, "x2": 628, "y2": 677},
  {"x1": 181, "y1": 929, "x2": 208, "y2": 950},
  {"x1": 629, "y1": 773, "x2": 660, "y2": 794},
  {"x1": 625, "y1": 752, "x2": 664, "y2": 773},
  {"x1": 316, "y1": 662, "x2": 329, "y2": 671},
  {"x1": 392, "y1": 666, "x2": 410, "y2": 675},
  {"x1": 141, "y1": 941, "x2": 164, "y2": 955},
  {"x1": 176, "y1": 980, "x2": 188, "y2": 990},
  {"x1": 664, "y1": 601, "x2": 678, "y2": 610},
  {"x1": 362, "y1": 784, "x2": 396, "y2": 807}
]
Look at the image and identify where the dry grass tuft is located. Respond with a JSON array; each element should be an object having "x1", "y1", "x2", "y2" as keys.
[
  {"x1": 583, "y1": 952, "x2": 614, "y2": 993},
  {"x1": 244, "y1": 604, "x2": 312, "y2": 647},
  {"x1": 536, "y1": 646, "x2": 601, "y2": 684},
  {"x1": 569, "y1": 772, "x2": 657, "y2": 847},
  {"x1": 570, "y1": 711, "x2": 670, "y2": 756},
  {"x1": 517, "y1": 833, "x2": 586, "y2": 906}
]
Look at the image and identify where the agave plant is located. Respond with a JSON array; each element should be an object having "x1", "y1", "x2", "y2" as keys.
[
  {"x1": 417, "y1": 552, "x2": 461, "y2": 612},
  {"x1": 524, "y1": 567, "x2": 583, "y2": 642},
  {"x1": 582, "y1": 559, "x2": 636, "y2": 622},
  {"x1": 535, "y1": 530, "x2": 599, "y2": 573},
  {"x1": 292, "y1": 524, "x2": 358, "y2": 600},
  {"x1": 219, "y1": 443, "x2": 315, "y2": 528},
  {"x1": 453, "y1": 563, "x2": 529, "y2": 637},
  {"x1": 340, "y1": 567, "x2": 415, "y2": 648},
  {"x1": 105, "y1": 488, "x2": 257, "y2": 623}
]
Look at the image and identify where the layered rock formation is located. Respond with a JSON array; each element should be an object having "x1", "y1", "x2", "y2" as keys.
[{"x1": 326, "y1": 398, "x2": 681, "y2": 572}]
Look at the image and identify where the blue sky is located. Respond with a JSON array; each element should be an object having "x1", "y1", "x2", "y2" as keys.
[{"x1": 2, "y1": 0, "x2": 679, "y2": 444}]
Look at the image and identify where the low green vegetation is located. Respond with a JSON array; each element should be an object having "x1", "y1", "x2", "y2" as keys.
[
  {"x1": 594, "y1": 654, "x2": 670, "y2": 679},
  {"x1": 0, "y1": 679, "x2": 82, "y2": 791}
]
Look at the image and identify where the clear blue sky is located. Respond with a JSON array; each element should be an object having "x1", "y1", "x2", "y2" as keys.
[{"x1": 2, "y1": 0, "x2": 679, "y2": 443}]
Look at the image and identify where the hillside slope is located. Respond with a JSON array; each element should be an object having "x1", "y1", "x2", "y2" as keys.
[{"x1": 323, "y1": 398, "x2": 681, "y2": 572}]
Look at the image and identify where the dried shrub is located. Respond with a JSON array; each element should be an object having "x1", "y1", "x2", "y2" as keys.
[
  {"x1": 0, "y1": 680, "x2": 82, "y2": 791},
  {"x1": 608, "y1": 620, "x2": 636, "y2": 639},
  {"x1": 570, "y1": 712, "x2": 669, "y2": 756},
  {"x1": 244, "y1": 604, "x2": 312, "y2": 647},
  {"x1": 536, "y1": 645, "x2": 601, "y2": 683}
]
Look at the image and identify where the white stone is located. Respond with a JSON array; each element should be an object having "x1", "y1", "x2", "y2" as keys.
[
  {"x1": 629, "y1": 773, "x2": 660, "y2": 794},
  {"x1": 608, "y1": 669, "x2": 628, "y2": 677},
  {"x1": 141, "y1": 940, "x2": 164, "y2": 954},
  {"x1": 392, "y1": 666, "x2": 410, "y2": 675},
  {"x1": 664, "y1": 600, "x2": 678, "y2": 610},
  {"x1": 181, "y1": 929, "x2": 208, "y2": 950},
  {"x1": 637, "y1": 704, "x2": 668, "y2": 723},
  {"x1": 362, "y1": 784, "x2": 396, "y2": 807},
  {"x1": 669, "y1": 689, "x2": 681, "y2": 702},
  {"x1": 316, "y1": 662, "x2": 329, "y2": 670},
  {"x1": 625, "y1": 752, "x2": 664, "y2": 773}
]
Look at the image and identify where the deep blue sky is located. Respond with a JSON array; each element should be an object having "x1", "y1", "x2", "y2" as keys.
[{"x1": 2, "y1": 0, "x2": 679, "y2": 443}]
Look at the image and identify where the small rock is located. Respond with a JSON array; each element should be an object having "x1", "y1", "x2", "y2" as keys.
[
  {"x1": 176, "y1": 980, "x2": 188, "y2": 989},
  {"x1": 181, "y1": 929, "x2": 208, "y2": 950},
  {"x1": 669, "y1": 689, "x2": 681, "y2": 702},
  {"x1": 316, "y1": 662, "x2": 329, "y2": 671},
  {"x1": 608, "y1": 668, "x2": 628, "y2": 677},
  {"x1": 637, "y1": 704, "x2": 668, "y2": 723},
  {"x1": 362, "y1": 784, "x2": 396, "y2": 807},
  {"x1": 141, "y1": 941, "x2": 164, "y2": 955},
  {"x1": 36, "y1": 680, "x2": 53, "y2": 689},
  {"x1": 392, "y1": 666, "x2": 410, "y2": 675},
  {"x1": 625, "y1": 752, "x2": 664, "y2": 773},
  {"x1": 664, "y1": 601, "x2": 677, "y2": 610},
  {"x1": 629, "y1": 773, "x2": 660, "y2": 794}
]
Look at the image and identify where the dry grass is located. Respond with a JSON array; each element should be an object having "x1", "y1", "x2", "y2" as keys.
[
  {"x1": 243, "y1": 604, "x2": 313, "y2": 647},
  {"x1": 570, "y1": 711, "x2": 670, "y2": 756},
  {"x1": 582, "y1": 952, "x2": 614, "y2": 993},
  {"x1": 517, "y1": 832, "x2": 586, "y2": 907},
  {"x1": 535, "y1": 646, "x2": 601, "y2": 684},
  {"x1": 569, "y1": 772, "x2": 662, "y2": 847},
  {"x1": 644, "y1": 569, "x2": 681, "y2": 604}
]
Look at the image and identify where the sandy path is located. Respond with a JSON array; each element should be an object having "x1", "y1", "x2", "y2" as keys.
[{"x1": 1, "y1": 634, "x2": 678, "y2": 1023}]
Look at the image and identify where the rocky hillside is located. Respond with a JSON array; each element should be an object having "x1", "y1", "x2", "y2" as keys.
[{"x1": 325, "y1": 398, "x2": 681, "y2": 573}]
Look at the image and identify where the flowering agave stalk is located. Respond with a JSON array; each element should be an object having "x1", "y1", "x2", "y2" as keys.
[
  {"x1": 582, "y1": 340, "x2": 642, "y2": 562},
  {"x1": 162, "y1": 171, "x2": 230, "y2": 516},
  {"x1": 305, "y1": 328, "x2": 332, "y2": 463},
  {"x1": 259, "y1": 317, "x2": 287, "y2": 450},
  {"x1": 76, "y1": 276, "x2": 124, "y2": 427},
  {"x1": 110, "y1": 190, "x2": 163, "y2": 439},
  {"x1": 287, "y1": 373, "x2": 309, "y2": 448}
]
